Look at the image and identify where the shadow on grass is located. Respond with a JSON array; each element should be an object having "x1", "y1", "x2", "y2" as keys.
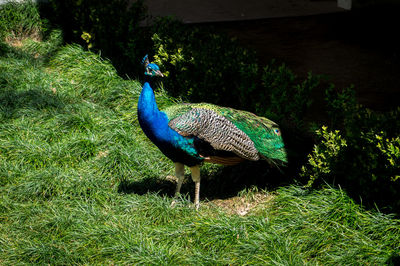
[
  {"x1": 117, "y1": 127, "x2": 313, "y2": 201},
  {"x1": 118, "y1": 175, "x2": 176, "y2": 198},
  {"x1": 1, "y1": 43, "x2": 66, "y2": 120},
  {"x1": 118, "y1": 160, "x2": 296, "y2": 201},
  {"x1": 386, "y1": 252, "x2": 400, "y2": 266},
  {"x1": 0, "y1": 88, "x2": 65, "y2": 119}
]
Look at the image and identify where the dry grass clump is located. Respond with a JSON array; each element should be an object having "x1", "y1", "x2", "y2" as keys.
[{"x1": 210, "y1": 191, "x2": 274, "y2": 216}]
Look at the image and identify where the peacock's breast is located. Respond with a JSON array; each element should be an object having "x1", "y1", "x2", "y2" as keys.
[
  {"x1": 138, "y1": 110, "x2": 203, "y2": 166},
  {"x1": 138, "y1": 82, "x2": 203, "y2": 166}
]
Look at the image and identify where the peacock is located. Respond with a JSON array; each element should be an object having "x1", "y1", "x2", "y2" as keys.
[{"x1": 138, "y1": 55, "x2": 287, "y2": 208}]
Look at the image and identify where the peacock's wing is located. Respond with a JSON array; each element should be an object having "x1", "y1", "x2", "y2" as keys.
[{"x1": 163, "y1": 103, "x2": 287, "y2": 163}]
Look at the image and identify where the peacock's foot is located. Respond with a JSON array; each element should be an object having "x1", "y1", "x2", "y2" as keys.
[
  {"x1": 187, "y1": 201, "x2": 200, "y2": 210},
  {"x1": 171, "y1": 198, "x2": 201, "y2": 210},
  {"x1": 171, "y1": 191, "x2": 182, "y2": 208}
]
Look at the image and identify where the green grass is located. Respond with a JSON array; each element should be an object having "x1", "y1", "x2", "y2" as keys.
[
  {"x1": 1, "y1": 5, "x2": 400, "y2": 264},
  {"x1": 0, "y1": 0, "x2": 43, "y2": 43}
]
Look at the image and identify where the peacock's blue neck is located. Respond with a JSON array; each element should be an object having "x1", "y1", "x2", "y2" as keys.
[
  {"x1": 137, "y1": 82, "x2": 165, "y2": 141},
  {"x1": 138, "y1": 81, "x2": 181, "y2": 146},
  {"x1": 138, "y1": 82, "x2": 158, "y2": 120},
  {"x1": 137, "y1": 81, "x2": 203, "y2": 166}
]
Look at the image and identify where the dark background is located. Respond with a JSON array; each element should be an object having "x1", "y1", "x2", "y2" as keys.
[{"x1": 144, "y1": 0, "x2": 400, "y2": 110}]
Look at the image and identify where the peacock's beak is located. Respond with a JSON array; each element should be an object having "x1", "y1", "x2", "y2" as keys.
[{"x1": 155, "y1": 70, "x2": 164, "y2": 77}]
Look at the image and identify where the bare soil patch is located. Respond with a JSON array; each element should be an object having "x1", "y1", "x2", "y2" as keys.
[{"x1": 208, "y1": 192, "x2": 274, "y2": 216}]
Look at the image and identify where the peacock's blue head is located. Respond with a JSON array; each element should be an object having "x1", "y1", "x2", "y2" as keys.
[{"x1": 142, "y1": 55, "x2": 164, "y2": 77}]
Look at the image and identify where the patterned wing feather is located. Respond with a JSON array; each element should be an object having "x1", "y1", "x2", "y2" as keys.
[
  {"x1": 168, "y1": 108, "x2": 259, "y2": 161},
  {"x1": 163, "y1": 103, "x2": 287, "y2": 163}
]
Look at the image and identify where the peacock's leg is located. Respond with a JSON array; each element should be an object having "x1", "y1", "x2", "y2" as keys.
[
  {"x1": 174, "y1": 162, "x2": 185, "y2": 196},
  {"x1": 171, "y1": 162, "x2": 185, "y2": 208},
  {"x1": 190, "y1": 165, "x2": 201, "y2": 209}
]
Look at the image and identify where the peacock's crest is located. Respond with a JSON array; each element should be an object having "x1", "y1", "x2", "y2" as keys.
[{"x1": 141, "y1": 54, "x2": 149, "y2": 67}]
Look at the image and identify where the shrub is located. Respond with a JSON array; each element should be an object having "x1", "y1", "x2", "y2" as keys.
[
  {"x1": 41, "y1": 0, "x2": 148, "y2": 75},
  {"x1": 301, "y1": 126, "x2": 347, "y2": 187},
  {"x1": 302, "y1": 86, "x2": 400, "y2": 212},
  {"x1": 302, "y1": 126, "x2": 400, "y2": 212},
  {"x1": 260, "y1": 61, "x2": 320, "y2": 128},
  {"x1": 151, "y1": 17, "x2": 259, "y2": 109},
  {"x1": 375, "y1": 134, "x2": 400, "y2": 182},
  {"x1": 151, "y1": 18, "x2": 322, "y2": 133},
  {"x1": 324, "y1": 84, "x2": 357, "y2": 127}
]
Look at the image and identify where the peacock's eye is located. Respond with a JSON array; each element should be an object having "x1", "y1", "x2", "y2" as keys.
[
  {"x1": 145, "y1": 67, "x2": 153, "y2": 75},
  {"x1": 273, "y1": 129, "x2": 281, "y2": 136}
]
